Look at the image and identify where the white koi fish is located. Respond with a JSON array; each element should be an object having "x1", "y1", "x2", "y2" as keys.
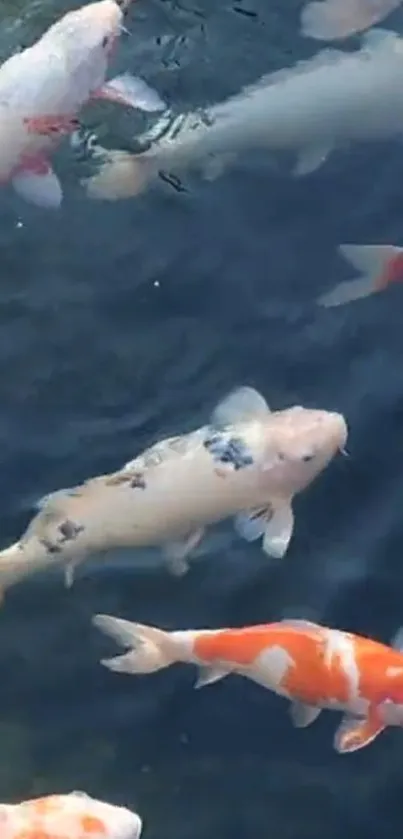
[
  {"x1": 0, "y1": 386, "x2": 347, "y2": 597},
  {"x1": 0, "y1": 0, "x2": 165, "y2": 208},
  {"x1": 78, "y1": 27, "x2": 403, "y2": 200},
  {"x1": 0, "y1": 790, "x2": 142, "y2": 839}
]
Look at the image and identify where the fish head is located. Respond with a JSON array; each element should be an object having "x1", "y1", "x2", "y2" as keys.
[
  {"x1": 81, "y1": 797, "x2": 143, "y2": 839},
  {"x1": 40, "y1": 0, "x2": 124, "y2": 102},
  {"x1": 264, "y1": 406, "x2": 348, "y2": 493}
]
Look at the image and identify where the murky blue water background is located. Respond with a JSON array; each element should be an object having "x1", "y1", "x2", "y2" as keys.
[{"x1": 2, "y1": 0, "x2": 403, "y2": 835}]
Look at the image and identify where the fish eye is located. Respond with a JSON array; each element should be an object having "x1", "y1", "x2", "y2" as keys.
[
  {"x1": 301, "y1": 453, "x2": 315, "y2": 462},
  {"x1": 102, "y1": 35, "x2": 110, "y2": 48}
]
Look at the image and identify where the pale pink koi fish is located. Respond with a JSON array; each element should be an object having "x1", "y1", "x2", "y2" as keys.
[
  {"x1": 0, "y1": 386, "x2": 347, "y2": 596},
  {"x1": 317, "y1": 243, "x2": 403, "y2": 307},
  {"x1": 93, "y1": 615, "x2": 403, "y2": 753},
  {"x1": 0, "y1": 0, "x2": 165, "y2": 208},
  {"x1": 0, "y1": 790, "x2": 142, "y2": 839},
  {"x1": 301, "y1": 0, "x2": 402, "y2": 41}
]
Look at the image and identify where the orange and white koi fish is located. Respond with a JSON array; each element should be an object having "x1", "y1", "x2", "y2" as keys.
[
  {"x1": 0, "y1": 790, "x2": 142, "y2": 839},
  {"x1": 301, "y1": 0, "x2": 402, "y2": 41},
  {"x1": 317, "y1": 244, "x2": 403, "y2": 307},
  {"x1": 0, "y1": 0, "x2": 165, "y2": 208},
  {"x1": 93, "y1": 615, "x2": 403, "y2": 754},
  {"x1": 0, "y1": 387, "x2": 347, "y2": 596}
]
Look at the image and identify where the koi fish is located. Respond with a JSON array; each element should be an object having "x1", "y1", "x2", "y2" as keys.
[
  {"x1": 317, "y1": 243, "x2": 403, "y2": 307},
  {"x1": 93, "y1": 615, "x2": 403, "y2": 754},
  {"x1": 301, "y1": 0, "x2": 403, "y2": 41},
  {"x1": 0, "y1": 0, "x2": 165, "y2": 208},
  {"x1": 79, "y1": 27, "x2": 403, "y2": 200},
  {"x1": 0, "y1": 790, "x2": 142, "y2": 839},
  {"x1": 0, "y1": 386, "x2": 347, "y2": 597}
]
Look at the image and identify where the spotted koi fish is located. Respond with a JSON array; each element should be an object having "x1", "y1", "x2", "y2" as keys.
[
  {"x1": 0, "y1": 386, "x2": 347, "y2": 597},
  {"x1": 0, "y1": 790, "x2": 142, "y2": 839},
  {"x1": 93, "y1": 615, "x2": 403, "y2": 753}
]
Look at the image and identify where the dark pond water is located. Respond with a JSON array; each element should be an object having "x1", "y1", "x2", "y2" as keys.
[{"x1": 1, "y1": 0, "x2": 403, "y2": 837}]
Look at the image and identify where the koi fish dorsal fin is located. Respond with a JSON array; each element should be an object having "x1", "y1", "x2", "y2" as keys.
[
  {"x1": 391, "y1": 626, "x2": 403, "y2": 651},
  {"x1": 280, "y1": 618, "x2": 322, "y2": 631},
  {"x1": 210, "y1": 387, "x2": 270, "y2": 428}
]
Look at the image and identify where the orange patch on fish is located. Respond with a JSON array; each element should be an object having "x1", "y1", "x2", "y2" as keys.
[
  {"x1": 80, "y1": 814, "x2": 107, "y2": 834},
  {"x1": 193, "y1": 623, "x2": 321, "y2": 668},
  {"x1": 281, "y1": 633, "x2": 351, "y2": 705},
  {"x1": 26, "y1": 797, "x2": 62, "y2": 816}
]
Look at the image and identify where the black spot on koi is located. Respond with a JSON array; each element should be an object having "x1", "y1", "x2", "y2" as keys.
[
  {"x1": 39, "y1": 520, "x2": 84, "y2": 556},
  {"x1": 58, "y1": 519, "x2": 85, "y2": 543},
  {"x1": 203, "y1": 429, "x2": 254, "y2": 470}
]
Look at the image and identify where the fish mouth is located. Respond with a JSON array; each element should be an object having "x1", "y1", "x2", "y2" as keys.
[{"x1": 327, "y1": 411, "x2": 348, "y2": 454}]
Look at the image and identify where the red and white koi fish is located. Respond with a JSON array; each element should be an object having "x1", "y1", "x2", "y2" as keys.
[
  {"x1": 93, "y1": 615, "x2": 403, "y2": 754},
  {"x1": 301, "y1": 0, "x2": 402, "y2": 41},
  {"x1": 0, "y1": 790, "x2": 142, "y2": 839},
  {"x1": 0, "y1": 0, "x2": 165, "y2": 208},
  {"x1": 317, "y1": 244, "x2": 403, "y2": 307},
  {"x1": 0, "y1": 386, "x2": 347, "y2": 596}
]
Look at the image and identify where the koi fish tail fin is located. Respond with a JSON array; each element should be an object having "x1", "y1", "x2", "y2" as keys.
[
  {"x1": 81, "y1": 150, "x2": 152, "y2": 201},
  {"x1": 92, "y1": 614, "x2": 178, "y2": 675},
  {"x1": 317, "y1": 243, "x2": 403, "y2": 307}
]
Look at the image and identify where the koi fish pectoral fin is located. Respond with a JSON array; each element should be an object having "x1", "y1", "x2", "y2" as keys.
[
  {"x1": 234, "y1": 507, "x2": 271, "y2": 542},
  {"x1": 293, "y1": 143, "x2": 333, "y2": 176},
  {"x1": 64, "y1": 557, "x2": 83, "y2": 589},
  {"x1": 12, "y1": 160, "x2": 63, "y2": 208},
  {"x1": 92, "y1": 73, "x2": 167, "y2": 112},
  {"x1": 194, "y1": 665, "x2": 230, "y2": 689},
  {"x1": 262, "y1": 502, "x2": 294, "y2": 559},
  {"x1": 334, "y1": 713, "x2": 386, "y2": 754},
  {"x1": 163, "y1": 527, "x2": 205, "y2": 576},
  {"x1": 289, "y1": 701, "x2": 322, "y2": 728},
  {"x1": 234, "y1": 501, "x2": 294, "y2": 558}
]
